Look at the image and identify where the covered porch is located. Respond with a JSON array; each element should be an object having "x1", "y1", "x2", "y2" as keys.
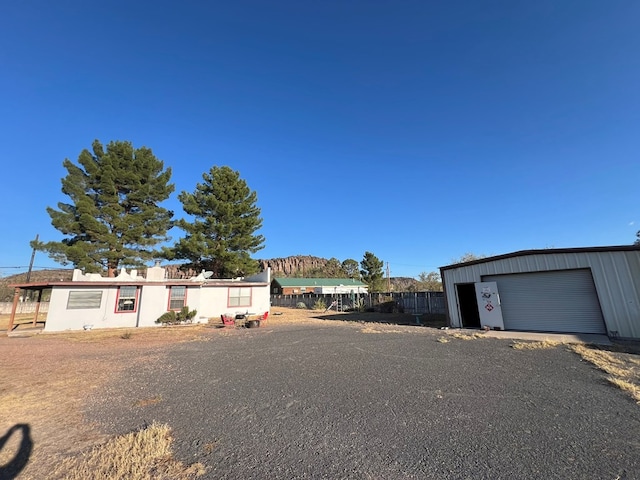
[{"x1": 3, "y1": 283, "x2": 51, "y2": 335}]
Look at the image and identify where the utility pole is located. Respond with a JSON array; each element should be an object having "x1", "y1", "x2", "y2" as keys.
[
  {"x1": 26, "y1": 234, "x2": 39, "y2": 283},
  {"x1": 386, "y1": 262, "x2": 391, "y2": 294}
]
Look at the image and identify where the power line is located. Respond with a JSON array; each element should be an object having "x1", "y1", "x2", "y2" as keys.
[{"x1": 0, "y1": 266, "x2": 71, "y2": 270}]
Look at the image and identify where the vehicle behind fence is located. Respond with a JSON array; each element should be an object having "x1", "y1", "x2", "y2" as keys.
[{"x1": 270, "y1": 291, "x2": 445, "y2": 314}]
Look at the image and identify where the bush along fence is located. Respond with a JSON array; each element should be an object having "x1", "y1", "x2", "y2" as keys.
[{"x1": 270, "y1": 291, "x2": 445, "y2": 314}]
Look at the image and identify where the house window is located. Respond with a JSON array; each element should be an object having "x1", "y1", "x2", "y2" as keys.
[
  {"x1": 67, "y1": 291, "x2": 102, "y2": 309},
  {"x1": 228, "y1": 287, "x2": 251, "y2": 308},
  {"x1": 116, "y1": 286, "x2": 138, "y2": 312},
  {"x1": 169, "y1": 286, "x2": 186, "y2": 310}
]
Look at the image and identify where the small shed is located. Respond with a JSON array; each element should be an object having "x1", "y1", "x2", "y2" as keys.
[
  {"x1": 440, "y1": 245, "x2": 640, "y2": 339},
  {"x1": 271, "y1": 278, "x2": 368, "y2": 295}
]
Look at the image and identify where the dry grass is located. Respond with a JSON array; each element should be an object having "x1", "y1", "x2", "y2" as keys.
[
  {"x1": 450, "y1": 332, "x2": 485, "y2": 340},
  {"x1": 511, "y1": 340, "x2": 562, "y2": 350},
  {"x1": 570, "y1": 345, "x2": 631, "y2": 378},
  {"x1": 360, "y1": 326, "x2": 383, "y2": 334},
  {"x1": 0, "y1": 325, "x2": 230, "y2": 479},
  {"x1": 359, "y1": 323, "x2": 407, "y2": 334},
  {"x1": 41, "y1": 324, "x2": 211, "y2": 343},
  {"x1": 571, "y1": 344, "x2": 640, "y2": 404},
  {"x1": 607, "y1": 377, "x2": 640, "y2": 403},
  {"x1": 0, "y1": 312, "x2": 47, "y2": 330},
  {"x1": 135, "y1": 395, "x2": 163, "y2": 408},
  {"x1": 437, "y1": 337, "x2": 450, "y2": 343},
  {"x1": 265, "y1": 308, "x2": 327, "y2": 325},
  {"x1": 52, "y1": 422, "x2": 205, "y2": 480}
]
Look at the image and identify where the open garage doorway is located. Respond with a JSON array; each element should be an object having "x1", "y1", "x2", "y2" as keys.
[{"x1": 456, "y1": 283, "x2": 480, "y2": 328}]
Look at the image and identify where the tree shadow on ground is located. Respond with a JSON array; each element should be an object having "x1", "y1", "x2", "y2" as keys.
[
  {"x1": 0, "y1": 424, "x2": 33, "y2": 479},
  {"x1": 310, "y1": 311, "x2": 448, "y2": 329}
]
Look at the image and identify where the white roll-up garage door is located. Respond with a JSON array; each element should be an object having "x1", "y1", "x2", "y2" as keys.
[{"x1": 482, "y1": 269, "x2": 607, "y2": 334}]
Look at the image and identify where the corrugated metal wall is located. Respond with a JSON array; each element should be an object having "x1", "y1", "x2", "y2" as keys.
[{"x1": 442, "y1": 250, "x2": 640, "y2": 339}]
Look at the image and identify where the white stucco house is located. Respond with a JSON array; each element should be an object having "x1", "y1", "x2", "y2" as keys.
[{"x1": 8, "y1": 265, "x2": 271, "y2": 332}]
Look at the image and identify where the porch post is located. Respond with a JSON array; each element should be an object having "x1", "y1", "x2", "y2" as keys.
[{"x1": 7, "y1": 287, "x2": 20, "y2": 333}]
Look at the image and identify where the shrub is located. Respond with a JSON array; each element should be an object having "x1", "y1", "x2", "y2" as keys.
[
  {"x1": 176, "y1": 306, "x2": 197, "y2": 323},
  {"x1": 313, "y1": 298, "x2": 326, "y2": 311},
  {"x1": 296, "y1": 302, "x2": 308, "y2": 309},
  {"x1": 155, "y1": 306, "x2": 198, "y2": 325},
  {"x1": 378, "y1": 301, "x2": 404, "y2": 313},
  {"x1": 352, "y1": 298, "x2": 366, "y2": 312},
  {"x1": 156, "y1": 311, "x2": 176, "y2": 325}
]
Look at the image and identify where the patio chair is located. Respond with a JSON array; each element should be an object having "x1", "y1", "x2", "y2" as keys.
[{"x1": 221, "y1": 314, "x2": 235, "y2": 327}]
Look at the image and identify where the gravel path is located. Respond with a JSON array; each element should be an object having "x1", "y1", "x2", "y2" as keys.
[{"x1": 86, "y1": 323, "x2": 640, "y2": 479}]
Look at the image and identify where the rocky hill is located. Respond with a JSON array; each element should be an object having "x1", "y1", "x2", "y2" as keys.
[{"x1": 258, "y1": 255, "x2": 329, "y2": 277}]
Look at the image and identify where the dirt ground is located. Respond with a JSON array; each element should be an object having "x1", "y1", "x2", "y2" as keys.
[
  {"x1": 1, "y1": 307, "x2": 637, "y2": 478},
  {"x1": 0, "y1": 308, "x2": 430, "y2": 478}
]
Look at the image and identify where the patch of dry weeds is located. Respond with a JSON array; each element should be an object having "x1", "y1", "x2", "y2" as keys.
[
  {"x1": 571, "y1": 344, "x2": 640, "y2": 404},
  {"x1": 450, "y1": 332, "x2": 485, "y2": 340},
  {"x1": 511, "y1": 340, "x2": 562, "y2": 350},
  {"x1": 52, "y1": 422, "x2": 205, "y2": 480},
  {"x1": 607, "y1": 377, "x2": 640, "y2": 403}
]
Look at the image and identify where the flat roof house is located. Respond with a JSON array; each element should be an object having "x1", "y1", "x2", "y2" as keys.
[
  {"x1": 271, "y1": 278, "x2": 368, "y2": 295},
  {"x1": 8, "y1": 265, "x2": 271, "y2": 332}
]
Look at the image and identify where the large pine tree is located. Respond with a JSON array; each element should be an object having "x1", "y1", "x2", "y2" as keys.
[
  {"x1": 168, "y1": 165, "x2": 265, "y2": 278},
  {"x1": 360, "y1": 251, "x2": 385, "y2": 292},
  {"x1": 36, "y1": 140, "x2": 174, "y2": 276}
]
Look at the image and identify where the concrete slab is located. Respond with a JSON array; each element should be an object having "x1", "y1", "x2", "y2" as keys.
[{"x1": 446, "y1": 328, "x2": 612, "y2": 346}]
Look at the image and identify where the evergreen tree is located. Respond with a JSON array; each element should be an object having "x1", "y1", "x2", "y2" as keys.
[
  {"x1": 360, "y1": 251, "x2": 384, "y2": 292},
  {"x1": 35, "y1": 140, "x2": 174, "y2": 276},
  {"x1": 341, "y1": 259, "x2": 360, "y2": 279},
  {"x1": 323, "y1": 258, "x2": 346, "y2": 277},
  {"x1": 168, "y1": 166, "x2": 265, "y2": 278}
]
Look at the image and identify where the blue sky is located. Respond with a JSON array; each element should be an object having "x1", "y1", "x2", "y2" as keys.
[{"x1": 1, "y1": 1, "x2": 638, "y2": 278}]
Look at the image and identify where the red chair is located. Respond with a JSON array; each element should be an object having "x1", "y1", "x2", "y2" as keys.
[
  {"x1": 260, "y1": 311, "x2": 269, "y2": 326},
  {"x1": 221, "y1": 314, "x2": 235, "y2": 327}
]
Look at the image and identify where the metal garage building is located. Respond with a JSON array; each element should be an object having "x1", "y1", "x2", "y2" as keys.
[{"x1": 440, "y1": 246, "x2": 640, "y2": 339}]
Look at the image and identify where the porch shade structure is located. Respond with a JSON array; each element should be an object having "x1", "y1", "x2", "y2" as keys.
[{"x1": 5, "y1": 283, "x2": 50, "y2": 333}]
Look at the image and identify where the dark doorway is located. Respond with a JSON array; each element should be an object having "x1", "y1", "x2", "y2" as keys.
[{"x1": 456, "y1": 283, "x2": 481, "y2": 328}]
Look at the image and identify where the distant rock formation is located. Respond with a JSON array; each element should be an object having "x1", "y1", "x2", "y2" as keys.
[
  {"x1": 257, "y1": 256, "x2": 419, "y2": 291},
  {"x1": 258, "y1": 255, "x2": 329, "y2": 277},
  {"x1": 161, "y1": 264, "x2": 198, "y2": 279}
]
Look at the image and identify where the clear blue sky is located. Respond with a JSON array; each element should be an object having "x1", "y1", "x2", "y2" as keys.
[{"x1": 1, "y1": 1, "x2": 638, "y2": 278}]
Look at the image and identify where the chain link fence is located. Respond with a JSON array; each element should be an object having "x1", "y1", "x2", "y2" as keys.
[{"x1": 270, "y1": 291, "x2": 445, "y2": 314}]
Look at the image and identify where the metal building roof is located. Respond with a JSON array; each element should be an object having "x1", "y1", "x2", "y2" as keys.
[{"x1": 440, "y1": 245, "x2": 640, "y2": 271}]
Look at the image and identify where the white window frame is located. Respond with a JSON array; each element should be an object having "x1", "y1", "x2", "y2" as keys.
[
  {"x1": 228, "y1": 287, "x2": 251, "y2": 308},
  {"x1": 169, "y1": 286, "x2": 187, "y2": 311},
  {"x1": 116, "y1": 286, "x2": 138, "y2": 313},
  {"x1": 67, "y1": 290, "x2": 103, "y2": 309}
]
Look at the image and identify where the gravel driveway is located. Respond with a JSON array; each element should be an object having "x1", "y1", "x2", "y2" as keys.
[{"x1": 86, "y1": 322, "x2": 640, "y2": 479}]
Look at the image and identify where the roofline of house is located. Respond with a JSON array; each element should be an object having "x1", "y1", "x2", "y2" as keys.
[
  {"x1": 272, "y1": 278, "x2": 368, "y2": 286},
  {"x1": 9, "y1": 281, "x2": 269, "y2": 288},
  {"x1": 440, "y1": 244, "x2": 640, "y2": 271}
]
